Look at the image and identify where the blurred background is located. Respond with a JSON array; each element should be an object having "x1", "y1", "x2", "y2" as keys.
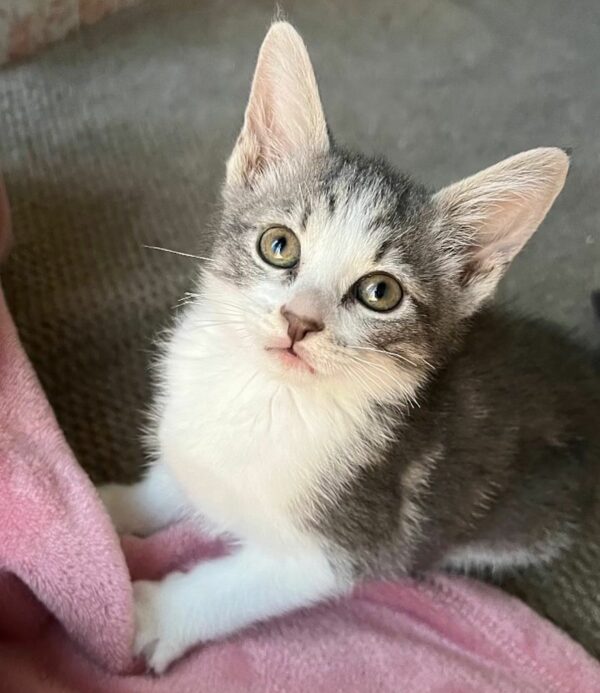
[{"x1": 1, "y1": 0, "x2": 600, "y2": 656}]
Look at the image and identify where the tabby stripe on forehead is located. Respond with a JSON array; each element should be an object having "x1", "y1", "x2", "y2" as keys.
[
  {"x1": 328, "y1": 192, "x2": 336, "y2": 215},
  {"x1": 367, "y1": 214, "x2": 387, "y2": 232},
  {"x1": 300, "y1": 201, "x2": 312, "y2": 231},
  {"x1": 375, "y1": 238, "x2": 393, "y2": 262}
]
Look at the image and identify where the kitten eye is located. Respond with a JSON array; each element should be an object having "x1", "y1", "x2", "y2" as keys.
[
  {"x1": 355, "y1": 273, "x2": 403, "y2": 312},
  {"x1": 258, "y1": 226, "x2": 300, "y2": 269}
]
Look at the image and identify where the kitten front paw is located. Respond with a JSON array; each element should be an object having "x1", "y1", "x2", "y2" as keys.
[{"x1": 133, "y1": 575, "x2": 193, "y2": 674}]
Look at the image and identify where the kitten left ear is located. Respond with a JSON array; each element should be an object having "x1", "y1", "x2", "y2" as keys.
[
  {"x1": 434, "y1": 147, "x2": 569, "y2": 314},
  {"x1": 225, "y1": 22, "x2": 329, "y2": 189}
]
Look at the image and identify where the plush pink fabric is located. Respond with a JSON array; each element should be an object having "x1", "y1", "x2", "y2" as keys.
[{"x1": 1, "y1": 179, "x2": 599, "y2": 691}]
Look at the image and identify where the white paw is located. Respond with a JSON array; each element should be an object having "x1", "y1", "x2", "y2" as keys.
[{"x1": 133, "y1": 575, "x2": 195, "y2": 674}]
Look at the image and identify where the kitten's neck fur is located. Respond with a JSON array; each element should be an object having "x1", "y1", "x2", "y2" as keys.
[{"x1": 155, "y1": 302, "x2": 403, "y2": 549}]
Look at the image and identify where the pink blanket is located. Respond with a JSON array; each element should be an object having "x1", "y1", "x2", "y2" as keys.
[{"x1": 1, "y1": 179, "x2": 599, "y2": 692}]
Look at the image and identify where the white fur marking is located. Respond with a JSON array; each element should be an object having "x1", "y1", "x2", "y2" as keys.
[{"x1": 133, "y1": 542, "x2": 347, "y2": 673}]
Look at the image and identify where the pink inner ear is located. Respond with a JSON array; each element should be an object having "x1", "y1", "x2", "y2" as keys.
[
  {"x1": 225, "y1": 22, "x2": 329, "y2": 189},
  {"x1": 0, "y1": 177, "x2": 12, "y2": 262}
]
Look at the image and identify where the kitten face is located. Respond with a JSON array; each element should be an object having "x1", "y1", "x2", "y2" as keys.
[
  {"x1": 188, "y1": 21, "x2": 567, "y2": 404},
  {"x1": 203, "y1": 151, "x2": 461, "y2": 400}
]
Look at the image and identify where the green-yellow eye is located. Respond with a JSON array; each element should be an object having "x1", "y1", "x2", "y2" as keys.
[
  {"x1": 355, "y1": 273, "x2": 403, "y2": 312},
  {"x1": 258, "y1": 226, "x2": 300, "y2": 269}
]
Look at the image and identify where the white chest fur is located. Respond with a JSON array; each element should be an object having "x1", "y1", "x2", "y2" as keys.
[{"x1": 155, "y1": 314, "x2": 379, "y2": 551}]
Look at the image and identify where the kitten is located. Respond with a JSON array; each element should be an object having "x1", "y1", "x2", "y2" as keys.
[{"x1": 99, "y1": 21, "x2": 599, "y2": 673}]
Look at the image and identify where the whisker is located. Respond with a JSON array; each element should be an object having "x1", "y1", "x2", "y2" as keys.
[
  {"x1": 348, "y1": 352, "x2": 392, "y2": 376},
  {"x1": 350, "y1": 344, "x2": 432, "y2": 370},
  {"x1": 176, "y1": 295, "x2": 261, "y2": 320},
  {"x1": 195, "y1": 320, "x2": 245, "y2": 328},
  {"x1": 346, "y1": 353, "x2": 420, "y2": 408},
  {"x1": 143, "y1": 244, "x2": 216, "y2": 263},
  {"x1": 212, "y1": 299, "x2": 260, "y2": 315},
  {"x1": 176, "y1": 287, "x2": 263, "y2": 321},
  {"x1": 343, "y1": 362, "x2": 383, "y2": 403},
  {"x1": 200, "y1": 294, "x2": 262, "y2": 316},
  {"x1": 350, "y1": 344, "x2": 414, "y2": 364}
]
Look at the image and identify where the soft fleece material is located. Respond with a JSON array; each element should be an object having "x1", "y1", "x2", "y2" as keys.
[{"x1": 0, "y1": 180, "x2": 599, "y2": 692}]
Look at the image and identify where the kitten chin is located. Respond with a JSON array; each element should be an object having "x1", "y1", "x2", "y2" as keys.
[{"x1": 99, "y1": 21, "x2": 597, "y2": 674}]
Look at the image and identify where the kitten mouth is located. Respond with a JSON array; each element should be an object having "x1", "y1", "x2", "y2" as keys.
[{"x1": 265, "y1": 346, "x2": 315, "y2": 374}]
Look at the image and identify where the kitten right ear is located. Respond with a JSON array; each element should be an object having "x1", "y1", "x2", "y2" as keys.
[
  {"x1": 434, "y1": 147, "x2": 569, "y2": 315},
  {"x1": 225, "y1": 22, "x2": 329, "y2": 189}
]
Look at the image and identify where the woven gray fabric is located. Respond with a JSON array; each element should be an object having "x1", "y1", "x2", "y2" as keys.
[{"x1": 1, "y1": 0, "x2": 600, "y2": 658}]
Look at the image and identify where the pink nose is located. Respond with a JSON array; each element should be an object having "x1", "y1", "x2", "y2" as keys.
[{"x1": 281, "y1": 308, "x2": 324, "y2": 344}]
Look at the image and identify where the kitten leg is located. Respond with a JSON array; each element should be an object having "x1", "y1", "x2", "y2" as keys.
[
  {"x1": 133, "y1": 542, "x2": 349, "y2": 673},
  {"x1": 97, "y1": 463, "x2": 188, "y2": 536}
]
